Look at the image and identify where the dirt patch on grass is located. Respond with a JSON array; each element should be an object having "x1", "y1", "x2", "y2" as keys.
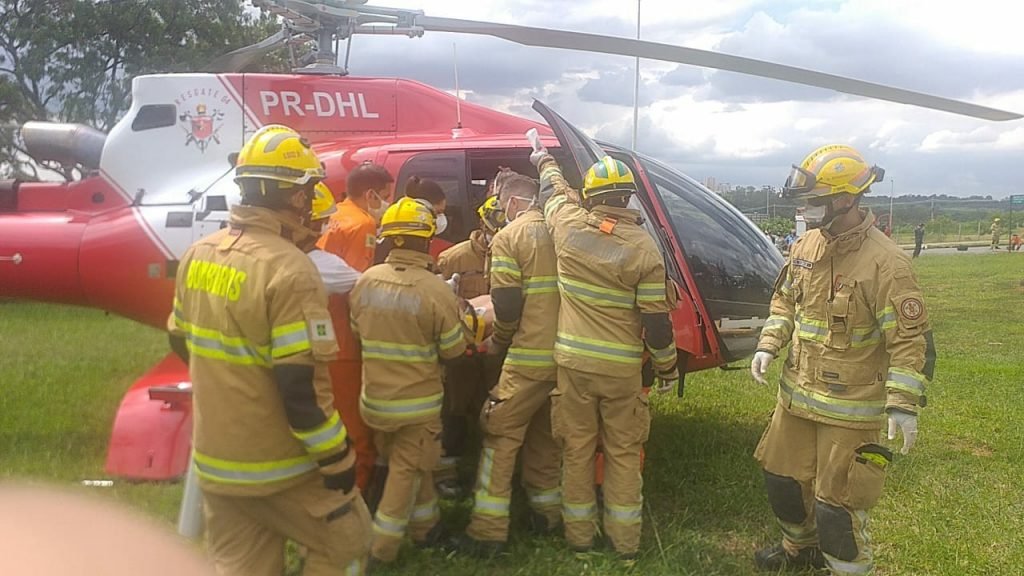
[{"x1": 950, "y1": 438, "x2": 994, "y2": 458}]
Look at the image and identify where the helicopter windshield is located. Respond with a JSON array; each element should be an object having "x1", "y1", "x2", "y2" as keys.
[{"x1": 636, "y1": 154, "x2": 784, "y2": 326}]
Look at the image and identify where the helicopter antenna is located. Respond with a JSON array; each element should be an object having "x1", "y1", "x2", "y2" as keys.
[
  {"x1": 343, "y1": 34, "x2": 354, "y2": 72},
  {"x1": 453, "y1": 43, "x2": 463, "y2": 129},
  {"x1": 631, "y1": 0, "x2": 640, "y2": 150}
]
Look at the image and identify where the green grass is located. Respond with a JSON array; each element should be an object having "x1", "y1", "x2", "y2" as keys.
[{"x1": 2, "y1": 252, "x2": 1023, "y2": 575}]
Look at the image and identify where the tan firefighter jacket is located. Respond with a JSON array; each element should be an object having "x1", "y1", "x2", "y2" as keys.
[
  {"x1": 536, "y1": 155, "x2": 678, "y2": 379},
  {"x1": 757, "y1": 209, "x2": 935, "y2": 430},
  {"x1": 168, "y1": 206, "x2": 350, "y2": 497},
  {"x1": 437, "y1": 229, "x2": 490, "y2": 299},
  {"x1": 489, "y1": 207, "x2": 559, "y2": 391},
  {"x1": 350, "y1": 248, "x2": 470, "y2": 431}
]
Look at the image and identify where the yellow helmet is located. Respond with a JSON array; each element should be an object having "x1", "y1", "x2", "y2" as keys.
[
  {"x1": 783, "y1": 144, "x2": 884, "y2": 200},
  {"x1": 994, "y1": 217, "x2": 1002, "y2": 222},
  {"x1": 311, "y1": 182, "x2": 337, "y2": 221},
  {"x1": 380, "y1": 196, "x2": 436, "y2": 239},
  {"x1": 582, "y1": 156, "x2": 636, "y2": 202},
  {"x1": 234, "y1": 124, "x2": 325, "y2": 187},
  {"x1": 477, "y1": 195, "x2": 507, "y2": 233}
]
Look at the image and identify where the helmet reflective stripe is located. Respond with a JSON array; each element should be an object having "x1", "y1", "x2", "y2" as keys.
[
  {"x1": 783, "y1": 144, "x2": 883, "y2": 200},
  {"x1": 583, "y1": 155, "x2": 636, "y2": 199},
  {"x1": 234, "y1": 124, "x2": 325, "y2": 187}
]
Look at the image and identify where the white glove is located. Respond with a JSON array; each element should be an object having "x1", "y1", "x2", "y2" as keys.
[
  {"x1": 444, "y1": 273, "x2": 461, "y2": 295},
  {"x1": 525, "y1": 128, "x2": 548, "y2": 167},
  {"x1": 887, "y1": 411, "x2": 919, "y2": 455},
  {"x1": 654, "y1": 376, "x2": 677, "y2": 395},
  {"x1": 750, "y1": 351, "x2": 774, "y2": 385}
]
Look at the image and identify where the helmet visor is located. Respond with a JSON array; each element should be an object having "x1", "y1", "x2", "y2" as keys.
[{"x1": 783, "y1": 164, "x2": 818, "y2": 198}]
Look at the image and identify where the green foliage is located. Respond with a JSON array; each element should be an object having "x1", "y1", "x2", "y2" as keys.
[
  {"x1": 3, "y1": 253, "x2": 1023, "y2": 574},
  {"x1": 758, "y1": 217, "x2": 792, "y2": 237},
  {"x1": 0, "y1": 0, "x2": 285, "y2": 180}
]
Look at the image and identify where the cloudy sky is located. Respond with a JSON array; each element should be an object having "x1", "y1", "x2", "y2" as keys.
[{"x1": 337, "y1": 0, "x2": 1024, "y2": 198}]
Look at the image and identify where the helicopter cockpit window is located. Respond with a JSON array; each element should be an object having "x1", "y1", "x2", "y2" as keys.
[
  {"x1": 131, "y1": 105, "x2": 177, "y2": 132},
  {"x1": 396, "y1": 151, "x2": 468, "y2": 243},
  {"x1": 638, "y1": 154, "x2": 783, "y2": 327}
]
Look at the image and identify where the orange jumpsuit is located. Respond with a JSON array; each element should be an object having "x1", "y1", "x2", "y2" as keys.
[{"x1": 317, "y1": 197, "x2": 379, "y2": 490}]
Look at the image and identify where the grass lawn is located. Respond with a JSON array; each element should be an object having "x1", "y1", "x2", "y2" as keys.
[{"x1": 1, "y1": 252, "x2": 1022, "y2": 575}]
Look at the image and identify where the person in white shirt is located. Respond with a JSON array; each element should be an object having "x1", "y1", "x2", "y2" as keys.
[{"x1": 307, "y1": 182, "x2": 361, "y2": 295}]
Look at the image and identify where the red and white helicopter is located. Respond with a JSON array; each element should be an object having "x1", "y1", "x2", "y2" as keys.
[{"x1": 0, "y1": 0, "x2": 1017, "y2": 481}]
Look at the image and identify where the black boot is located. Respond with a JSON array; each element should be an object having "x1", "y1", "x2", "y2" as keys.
[
  {"x1": 364, "y1": 463, "x2": 388, "y2": 515},
  {"x1": 527, "y1": 510, "x2": 562, "y2": 536},
  {"x1": 414, "y1": 523, "x2": 451, "y2": 550},
  {"x1": 754, "y1": 543, "x2": 826, "y2": 571},
  {"x1": 448, "y1": 533, "x2": 507, "y2": 558}
]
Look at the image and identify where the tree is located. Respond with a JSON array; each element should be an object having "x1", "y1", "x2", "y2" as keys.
[{"x1": 0, "y1": 0, "x2": 286, "y2": 180}]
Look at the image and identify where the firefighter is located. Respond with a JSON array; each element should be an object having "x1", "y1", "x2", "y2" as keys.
[
  {"x1": 433, "y1": 195, "x2": 507, "y2": 496},
  {"x1": 316, "y1": 162, "x2": 396, "y2": 498},
  {"x1": 528, "y1": 145, "x2": 680, "y2": 561},
  {"x1": 458, "y1": 171, "x2": 561, "y2": 555},
  {"x1": 168, "y1": 125, "x2": 370, "y2": 576},
  {"x1": 307, "y1": 183, "x2": 361, "y2": 295},
  {"x1": 991, "y1": 217, "x2": 1002, "y2": 250},
  {"x1": 437, "y1": 194, "x2": 505, "y2": 299},
  {"x1": 349, "y1": 197, "x2": 471, "y2": 566},
  {"x1": 750, "y1": 144, "x2": 935, "y2": 575}
]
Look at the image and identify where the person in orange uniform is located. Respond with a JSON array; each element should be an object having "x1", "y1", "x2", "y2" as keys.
[{"x1": 316, "y1": 162, "x2": 396, "y2": 500}]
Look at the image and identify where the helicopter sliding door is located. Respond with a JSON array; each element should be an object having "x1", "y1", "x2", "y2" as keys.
[
  {"x1": 393, "y1": 150, "x2": 469, "y2": 245},
  {"x1": 529, "y1": 100, "x2": 715, "y2": 368}
]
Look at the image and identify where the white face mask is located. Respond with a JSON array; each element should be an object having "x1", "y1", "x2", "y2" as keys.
[
  {"x1": 435, "y1": 213, "x2": 448, "y2": 236},
  {"x1": 804, "y1": 204, "x2": 828, "y2": 228},
  {"x1": 368, "y1": 190, "x2": 390, "y2": 222},
  {"x1": 504, "y1": 195, "x2": 535, "y2": 222}
]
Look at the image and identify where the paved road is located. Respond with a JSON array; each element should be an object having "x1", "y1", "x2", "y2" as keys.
[{"x1": 909, "y1": 246, "x2": 1020, "y2": 256}]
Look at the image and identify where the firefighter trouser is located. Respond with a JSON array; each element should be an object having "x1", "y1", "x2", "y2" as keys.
[
  {"x1": 554, "y1": 367, "x2": 650, "y2": 555},
  {"x1": 329, "y1": 359, "x2": 375, "y2": 492},
  {"x1": 466, "y1": 372, "x2": 561, "y2": 543},
  {"x1": 369, "y1": 418, "x2": 443, "y2": 563},
  {"x1": 203, "y1": 476, "x2": 371, "y2": 576},
  {"x1": 437, "y1": 356, "x2": 495, "y2": 482},
  {"x1": 755, "y1": 406, "x2": 888, "y2": 576}
]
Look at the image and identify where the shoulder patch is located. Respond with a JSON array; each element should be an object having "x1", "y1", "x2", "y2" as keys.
[
  {"x1": 310, "y1": 317, "x2": 336, "y2": 342},
  {"x1": 793, "y1": 258, "x2": 813, "y2": 270},
  {"x1": 899, "y1": 297, "x2": 924, "y2": 321},
  {"x1": 599, "y1": 217, "x2": 618, "y2": 234},
  {"x1": 365, "y1": 233, "x2": 377, "y2": 248}
]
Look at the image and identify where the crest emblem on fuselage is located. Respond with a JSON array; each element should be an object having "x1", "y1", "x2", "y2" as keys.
[{"x1": 179, "y1": 102, "x2": 225, "y2": 153}]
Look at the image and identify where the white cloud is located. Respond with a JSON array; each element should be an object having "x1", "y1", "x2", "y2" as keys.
[{"x1": 312, "y1": 0, "x2": 1024, "y2": 197}]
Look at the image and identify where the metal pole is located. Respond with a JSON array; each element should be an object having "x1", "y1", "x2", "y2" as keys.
[
  {"x1": 631, "y1": 0, "x2": 641, "y2": 150},
  {"x1": 453, "y1": 43, "x2": 462, "y2": 128},
  {"x1": 766, "y1": 186, "x2": 770, "y2": 218},
  {"x1": 177, "y1": 451, "x2": 204, "y2": 540},
  {"x1": 889, "y1": 179, "x2": 895, "y2": 232}
]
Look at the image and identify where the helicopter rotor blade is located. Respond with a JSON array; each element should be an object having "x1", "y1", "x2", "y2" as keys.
[
  {"x1": 415, "y1": 16, "x2": 1022, "y2": 122},
  {"x1": 203, "y1": 29, "x2": 290, "y2": 73}
]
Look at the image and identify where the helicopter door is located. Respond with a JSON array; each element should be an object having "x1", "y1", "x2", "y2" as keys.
[
  {"x1": 529, "y1": 99, "x2": 712, "y2": 362},
  {"x1": 192, "y1": 194, "x2": 230, "y2": 240}
]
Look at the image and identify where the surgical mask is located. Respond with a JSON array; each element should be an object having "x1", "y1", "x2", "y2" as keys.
[
  {"x1": 803, "y1": 204, "x2": 829, "y2": 228},
  {"x1": 368, "y1": 190, "x2": 390, "y2": 222},
  {"x1": 804, "y1": 199, "x2": 853, "y2": 230},
  {"x1": 504, "y1": 195, "x2": 535, "y2": 222},
  {"x1": 435, "y1": 213, "x2": 448, "y2": 235}
]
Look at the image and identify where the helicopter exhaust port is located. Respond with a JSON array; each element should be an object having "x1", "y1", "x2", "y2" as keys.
[{"x1": 21, "y1": 121, "x2": 107, "y2": 171}]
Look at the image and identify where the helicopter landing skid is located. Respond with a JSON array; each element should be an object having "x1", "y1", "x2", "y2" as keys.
[{"x1": 104, "y1": 354, "x2": 193, "y2": 482}]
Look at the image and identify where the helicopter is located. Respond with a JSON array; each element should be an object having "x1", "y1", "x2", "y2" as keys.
[{"x1": 0, "y1": 0, "x2": 1018, "y2": 482}]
